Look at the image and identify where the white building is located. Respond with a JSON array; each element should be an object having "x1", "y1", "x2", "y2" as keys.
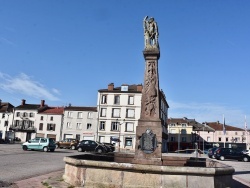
[
  {"x1": 35, "y1": 106, "x2": 64, "y2": 141},
  {"x1": 62, "y1": 106, "x2": 97, "y2": 141},
  {"x1": 10, "y1": 99, "x2": 48, "y2": 142},
  {"x1": 0, "y1": 100, "x2": 14, "y2": 141},
  {"x1": 97, "y1": 83, "x2": 142, "y2": 152}
]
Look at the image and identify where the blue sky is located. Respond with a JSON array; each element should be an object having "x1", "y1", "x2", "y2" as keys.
[{"x1": 0, "y1": 1, "x2": 249, "y2": 128}]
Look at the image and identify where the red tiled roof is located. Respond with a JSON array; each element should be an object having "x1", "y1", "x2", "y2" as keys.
[
  {"x1": 206, "y1": 122, "x2": 244, "y2": 131},
  {"x1": 39, "y1": 107, "x2": 64, "y2": 114}
]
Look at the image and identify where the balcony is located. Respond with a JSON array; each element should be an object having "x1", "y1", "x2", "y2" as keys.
[{"x1": 9, "y1": 124, "x2": 36, "y2": 132}]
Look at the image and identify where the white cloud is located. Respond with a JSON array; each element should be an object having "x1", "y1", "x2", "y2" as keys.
[
  {"x1": 0, "y1": 72, "x2": 60, "y2": 101},
  {"x1": 168, "y1": 100, "x2": 246, "y2": 128}
]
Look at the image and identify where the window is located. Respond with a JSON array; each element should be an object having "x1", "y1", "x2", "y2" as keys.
[
  {"x1": 181, "y1": 123, "x2": 186, "y2": 127},
  {"x1": 76, "y1": 123, "x2": 82, "y2": 129},
  {"x1": 16, "y1": 112, "x2": 20, "y2": 117},
  {"x1": 87, "y1": 123, "x2": 92, "y2": 129},
  {"x1": 50, "y1": 116, "x2": 53, "y2": 121},
  {"x1": 40, "y1": 116, "x2": 43, "y2": 120},
  {"x1": 15, "y1": 120, "x2": 20, "y2": 127},
  {"x1": 101, "y1": 95, "x2": 107, "y2": 104},
  {"x1": 126, "y1": 109, "x2": 135, "y2": 118},
  {"x1": 67, "y1": 122, "x2": 72, "y2": 129},
  {"x1": 114, "y1": 95, "x2": 120, "y2": 105},
  {"x1": 40, "y1": 138, "x2": 46, "y2": 143},
  {"x1": 99, "y1": 121, "x2": 105, "y2": 130},
  {"x1": 76, "y1": 134, "x2": 80, "y2": 141},
  {"x1": 30, "y1": 113, "x2": 34, "y2": 117},
  {"x1": 170, "y1": 124, "x2": 175, "y2": 127},
  {"x1": 170, "y1": 129, "x2": 176, "y2": 133},
  {"x1": 2, "y1": 114, "x2": 5, "y2": 119},
  {"x1": 181, "y1": 137, "x2": 186, "y2": 142},
  {"x1": 125, "y1": 122, "x2": 134, "y2": 132},
  {"x1": 100, "y1": 108, "x2": 107, "y2": 117},
  {"x1": 39, "y1": 123, "x2": 43, "y2": 130},
  {"x1": 111, "y1": 122, "x2": 119, "y2": 131},
  {"x1": 112, "y1": 108, "x2": 120, "y2": 118},
  {"x1": 23, "y1": 112, "x2": 27, "y2": 117},
  {"x1": 235, "y1": 132, "x2": 238, "y2": 135},
  {"x1": 67, "y1": 112, "x2": 72, "y2": 118},
  {"x1": 218, "y1": 137, "x2": 222, "y2": 142},
  {"x1": 125, "y1": 138, "x2": 132, "y2": 146},
  {"x1": 128, "y1": 96, "x2": 134, "y2": 105},
  {"x1": 77, "y1": 112, "x2": 83, "y2": 118},
  {"x1": 47, "y1": 124, "x2": 55, "y2": 131},
  {"x1": 170, "y1": 137, "x2": 175, "y2": 142},
  {"x1": 181, "y1": 129, "x2": 187, "y2": 134},
  {"x1": 226, "y1": 137, "x2": 228, "y2": 142},
  {"x1": 207, "y1": 137, "x2": 211, "y2": 142},
  {"x1": 87, "y1": 112, "x2": 93, "y2": 119}
]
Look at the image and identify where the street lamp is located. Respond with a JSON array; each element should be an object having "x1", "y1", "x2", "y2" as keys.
[
  {"x1": 116, "y1": 119, "x2": 125, "y2": 152},
  {"x1": 203, "y1": 123, "x2": 207, "y2": 154}
]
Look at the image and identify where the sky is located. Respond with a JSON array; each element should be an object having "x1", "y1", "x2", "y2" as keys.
[{"x1": 0, "y1": 1, "x2": 250, "y2": 128}]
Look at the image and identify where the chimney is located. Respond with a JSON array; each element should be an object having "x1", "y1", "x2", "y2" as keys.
[
  {"x1": 108, "y1": 83, "x2": 114, "y2": 91},
  {"x1": 41, "y1": 100, "x2": 45, "y2": 107},
  {"x1": 21, "y1": 99, "x2": 26, "y2": 105},
  {"x1": 0, "y1": 99, "x2": 1, "y2": 106},
  {"x1": 137, "y1": 84, "x2": 143, "y2": 92}
]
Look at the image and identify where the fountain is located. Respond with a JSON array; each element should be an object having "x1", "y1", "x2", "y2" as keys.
[{"x1": 63, "y1": 16, "x2": 234, "y2": 188}]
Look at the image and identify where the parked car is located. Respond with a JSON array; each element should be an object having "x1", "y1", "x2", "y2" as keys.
[
  {"x1": 102, "y1": 142, "x2": 115, "y2": 152},
  {"x1": 55, "y1": 138, "x2": 79, "y2": 150},
  {"x1": 77, "y1": 140, "x2": 108, "y2": 153},
  {"x1": 214, "y1": 148, "x2": 250, "y2": 162},
  {"x1": 242, "y1": 149, "x2": 250, "y2": 156},
  {"x1": 22, "y1": 137, "x2": 56, "y2": 152},
  {"x1": 208, "y1": 147, "x2": 219, "y2": 159}
]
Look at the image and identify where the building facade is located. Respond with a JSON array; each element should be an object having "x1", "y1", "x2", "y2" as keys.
[
  {"x1": 199, "y1": 121, "x2": 249, "y2": 150},
  {"x1": 35, "y1": 107, "x2": 64, "y2": 141},
  {"x1": 10, "y1": 99, "x2": 48, "y2": 142},
  {"x1": 62, "y1": 106, "x2": 97, "y2": 141},
  {"x1": 97, "y1": 83, "x2": 169, "y2": 152},
  {"x1": 0, "y1": 100, "x2": 14, "y2": 141}
]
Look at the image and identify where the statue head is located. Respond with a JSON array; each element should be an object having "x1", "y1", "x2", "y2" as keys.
[{"x1": 149, "y1": 17, "x2": 154, "y2": 23}]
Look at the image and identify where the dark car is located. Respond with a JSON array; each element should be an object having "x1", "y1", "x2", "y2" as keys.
[
  {"x1": 102, "y1": 142, "x2": 115, "y2": 152},
  {"x1": 208, "y1": 147, "x2": 219, "y2": 159},
  {"x1": 77, "y1": 140, "x2": 108, "y2": 153},
  {"x1": 214, "y1": 148, "x2": 250, "y2": 162}
]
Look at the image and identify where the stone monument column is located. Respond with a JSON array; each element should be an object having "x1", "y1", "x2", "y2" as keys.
[{"x1": 133, "y1": 16, "x2": 162, "y2": 165}]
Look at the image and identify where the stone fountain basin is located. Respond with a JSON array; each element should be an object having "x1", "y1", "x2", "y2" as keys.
[{"x1": 63, "y1": 153, "x2": 234, "y2": 188}]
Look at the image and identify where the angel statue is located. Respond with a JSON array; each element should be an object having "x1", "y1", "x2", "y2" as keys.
[{"x1": 143, "y1": 16, "x2": 159, "y2": 49}]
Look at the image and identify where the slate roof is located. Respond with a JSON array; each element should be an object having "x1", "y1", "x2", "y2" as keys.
[
  {"x1": 64, "y1": 106, "x2": 97, "y2": 112},
  {"x1": 98, "y1": 84, "x2": 142, "y2": 93},
  {"x1": 168, "y1": 117, "x2": 215, "y2": 132},
  {"x1": 15, "y1": 104, "x2": 46, "y2": 110},
  {"x1": 0, "y1": 102, "x2": 14, "y2": 113}
]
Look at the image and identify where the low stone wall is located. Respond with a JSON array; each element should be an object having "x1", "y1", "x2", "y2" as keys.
[{"x1": 63, "y1": 154, "x2": 235, "y2": 188}]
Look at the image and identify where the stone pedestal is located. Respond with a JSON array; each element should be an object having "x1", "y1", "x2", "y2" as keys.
[{"x1": 133, "y1": 49, "x2": 163, "y2": 165}]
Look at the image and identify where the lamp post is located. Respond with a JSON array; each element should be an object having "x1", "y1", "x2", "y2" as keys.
[
  {"x1": 203, "y1": 123, "x2": 207, "y2": 154},
  {"x1": 116, "y1": 119, "x2": 125, "y2": 152}
]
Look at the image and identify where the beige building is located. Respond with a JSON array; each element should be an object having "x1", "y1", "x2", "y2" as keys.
[{"x1": 62, "y1": 106, "x2": 97, "y2": 141}]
